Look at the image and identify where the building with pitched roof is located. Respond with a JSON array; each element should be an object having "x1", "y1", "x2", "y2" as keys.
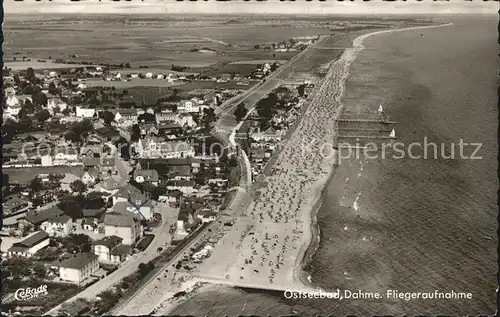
[
  {"x1": 7, "y1": 231, "x2": 50, "y2": 258},
  {"x1": 133, "y1": 169, "x2": 159, "y2": 186},
  {"x1": 58, "y1": 252, "x2": 99, "y2": 285},
  {"x1": 41, "y1": 214, "x2": 73, "y2": 237},
  {"x1": 103, "y1": 211, "x2": 143, "y2": 245},
  {"x1": 20, "y1": 206, "x2": 65, "y2": 229},
  {"x1": 112, "y1": 184, "x2": 147, "y2": 206}
]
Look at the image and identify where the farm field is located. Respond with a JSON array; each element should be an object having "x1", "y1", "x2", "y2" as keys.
[
  {"x1": 229, "y1": 59, "x2": 288, "y2": 65},
  {"x1": 4, "y1": 15, "x2": 339, "y2": 74},
  {"x1": 85, "y1": 79, "x2": 186, "y2": 88},
  {"x1": 5, "y1": 60, "x2": 100, "y2": 71},
  {"x1": 122, "y1": 80, "x2": 258, "y2": 105},
  {"x1": 4, "y1": 166, "x2": 85, "y2": 184}
]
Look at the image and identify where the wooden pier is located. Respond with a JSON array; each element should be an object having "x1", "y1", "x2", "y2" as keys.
[
  {"x1": 337, "y1": 119, "x2": 396, "y2": 124},
  {"x1": 335, "y1": 109, "x2": 397, "y2": 151}
]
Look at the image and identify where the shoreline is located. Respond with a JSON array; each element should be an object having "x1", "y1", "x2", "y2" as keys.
[
  {"x1": 293, "y1": 22, "x2": 455, "y2": 290},
  {"x1": 158, "y1": 22, "x2": 454, "y2": 315}
]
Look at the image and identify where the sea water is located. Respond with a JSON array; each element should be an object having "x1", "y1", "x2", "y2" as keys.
[{"x1": 171, "y1": 15, "x2": 497, "y2": 316}]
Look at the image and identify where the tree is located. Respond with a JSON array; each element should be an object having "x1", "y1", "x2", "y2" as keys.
[
  {"x1": 33, "y1": 263, "x2": 47, "y2": 279},
  {"x1": 297, "y1": 84, "x2": 306, "y2": 97},
  {"x1": 138, "y1": 262, "x2": 153, "y2": 278},
  {"x1": 48, "y1": 82, "x2": 59, "y2": 95},
  {"x1": 70, "y1": 180, "x2": 86, "y2": 194},
  {"x1": 57, "y1": 195, "x2": 84, "y2": 220},
  {"x1": 26, "y1": 67, "x2": 35, "y2": 81},
  {"x1": 101, "y1": 110, "x2": 115, "y2": 125},
  {"x1": 130, "y1": 124, "x2": 141, "y2": 142},
  {"x1": 29, "y1": 178, "x2": 43, "y2": 192},
  {"x1": 62, "y1": 107, "x2": 72, "y2": 116},
  {"x1": 202, "y1": 108, "x2": 216, "y2": 128},
  {"x1": 138, "y1": 112, "x2": 155, "y2": 123},
  {"x1": 22, "y1": 223, "x2": 33, "y2": 237},
  {"x1": 36, "y1": 109, "x2": 51, "y2": 123},
  {"x1": 234, "y1": 103, "x2": 248, "y2": 122},
  {"x1": 68, "y1": 234, "x2": 92, "y2": 252}
]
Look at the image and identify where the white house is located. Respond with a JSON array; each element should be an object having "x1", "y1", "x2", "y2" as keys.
[
  {"x1": 166, "y1": 180, "x2": 195, "y2": 195},
  {"x1": 178, "y1": 113, "x2": 197, "y2": 128},
  {"x1": 6, "y1": 95, "x2": 20, "y2": 107},
  {"x1": 92, "y1": 235, "x2": 130, "y2": 264},
  {"x1": 133, "y1": 169, "x2": 159, "y2": 186},
  {"x1": 252, "y1": 127, "x2": 283, "y2": 142},
  {"x1": 47, "y1": 98, "x2": 68, "y2": 114},
  {"x1": 7, "y1": 231, "x2": 50, "y2": 258},
  {"x1": 58, "y1": 253, "x2": 99, "y2": 285},
  {"x1": 54, "y1": 147, "x2": 79, "y2": 164},
  {"x1": 196, "y1": 210, "x2": 218, "y2": 223},
  {"x1": 60, "y1": 173, "x2": 81, "y2": 192},
  {"x1": 178, "y1": 99, "x2": 196, "y2": 113},
  {"x1": 113, "y1": 108, "x2": 138, "y2": 127},
  {"x1": 145, "y1": 72, "x2": 153, "y2": 79},
  {"x1": 155, "y1": 111, "x2": 178, "y2": 125},
  {"x1": 135, "y1": 138, "x2": 195, "y2": 159},
  {"x1": 103, "y1": 212, "x2": 143, "y2": 245},
  {"x1": 41, "y1": 215, "x2": 73, "y2": 237},
  {"x1": 113, "y1": 201, "x2": 154, "y2": 222},
  {"x1": 76, "y1": 106, "x2": 96, "y2": 118},
  {"x1": 77, "y1": 83, "x2": 88, "y2": 90},
  {"x1": 80, "y1": 168, "x2": 100, "y2": 186},
  {"x1": 157, "y1": 74, "x2": 164, "y2": 80}
]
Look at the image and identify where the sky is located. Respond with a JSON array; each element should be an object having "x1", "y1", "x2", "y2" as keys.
[{"x1": 4, "y1": 0, "x2": 498, "y2": 15}]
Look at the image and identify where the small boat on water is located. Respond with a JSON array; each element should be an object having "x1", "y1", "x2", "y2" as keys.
[
  {"x1": 389, "y1": 129, "x2": 396, "y2": 138},
  {"x1": 378, "y1": 105, "x2": 384, "y2": 112}
]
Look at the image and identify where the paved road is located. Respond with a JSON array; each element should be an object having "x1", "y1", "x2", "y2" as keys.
[
  {"x1": 214, "y1": 36, "x2": 327, "y2": 144},
  {"x1": 43, "y1": 203, "x2": 178, "y2": 316},
  {"x1": 107, "y1": 38, "x2": 329, "y2": 315}
]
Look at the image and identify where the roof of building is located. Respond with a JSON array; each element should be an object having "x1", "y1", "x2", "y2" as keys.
[
  {"x1": 158, "y1": 141, "x2": 193, "y2": 153},
  {"x1": 167, "y1": 180, "x2": 195, "y2": 187},
  {"x1": 114, "y1": 184, "x2": 146, "y2": 201},
  {"x1": 82, "y1": 209, "x2": 104, "y2": 218},
  {"x1": 103, "y1": 211, "x2": 140, "y2": 227},
  {"x1": 164, "y1": 158, "x2": 193, "y2": 166},
  {"x1": 83, "y1": 157, "x2": 101, "y2": 167},
  {"x1": 93, "y1": 235, "x2": 123, "y2": 249},
  {"x1": 24, "y1": 207, "x2": 65, "y2": 225},
  {"x1": 110, "y1": 244, "x2": 131, "y2": 256},
  {"x1": 133, "y1": 169, "x2": 159, "y2": 182},
  {"x1": 101, "y1": 158, "x2": 116, "y2": 167},
  {"x1": 81, "y1": 167, "x2": 100, "y2": 179},
  {"x1": 100, "y1": 177, "x2": 121, "y2": 191},
  {"x1": 58, "y1": 252, "x2": 98, "y2": 270},
  {"x1": 60, "y1": 173, "x2": 80, "y2": 184},
  {"x1": 45, "y1": 214, "x2": 72, "y2": 224},
  {"x1": 11, "y1": 231, "x2": 49, "y2": 249},
  {"x1": 169, "y1": 165, "x2": 191, "y2": 177},
  {"x1": 115, "y1": 108, "x2": 138, "y2": 116},
  {"x1": 197, "y1": 210, "x2": 218, "y2": 218},
  {"x1": 3, "y1": 196, "x2": 28, "y2": 210},
  {"x1": 167, "y1": 190, "x2": 183, "y2": 198},
  {"x1": 95, "y1": 126, "x2": 120, "y2": 137}
]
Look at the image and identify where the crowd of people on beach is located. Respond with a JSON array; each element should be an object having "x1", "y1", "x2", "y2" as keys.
[{"x1": 203, "y1": 49, "x2": 356, "y2": 287}]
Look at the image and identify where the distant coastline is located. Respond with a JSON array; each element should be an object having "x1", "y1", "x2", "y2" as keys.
[{"x1": 293, "y1": 21, "x2": 454, "y2": 291}]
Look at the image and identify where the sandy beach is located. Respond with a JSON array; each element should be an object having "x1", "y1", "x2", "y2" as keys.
[{"x1": 118, "y1": 23, "x2": 456, "y2": 316}]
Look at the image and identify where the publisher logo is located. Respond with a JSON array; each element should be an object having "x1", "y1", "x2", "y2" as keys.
[{"x1": 14, "y1": 285, "x2": 48, "y2": 301}]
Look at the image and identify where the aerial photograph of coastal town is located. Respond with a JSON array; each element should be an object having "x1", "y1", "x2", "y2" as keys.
[{"x1": 1, "y1": 0, "x2": 497, "y2": 316}]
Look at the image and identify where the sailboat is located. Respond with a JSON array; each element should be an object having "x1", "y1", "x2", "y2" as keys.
[
  {"x1": 389, "y1": 129, "x2": 396, "y2": 138},
  {"x1": 378, "y1": 105, "x2": 384, "y2": 112}
]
